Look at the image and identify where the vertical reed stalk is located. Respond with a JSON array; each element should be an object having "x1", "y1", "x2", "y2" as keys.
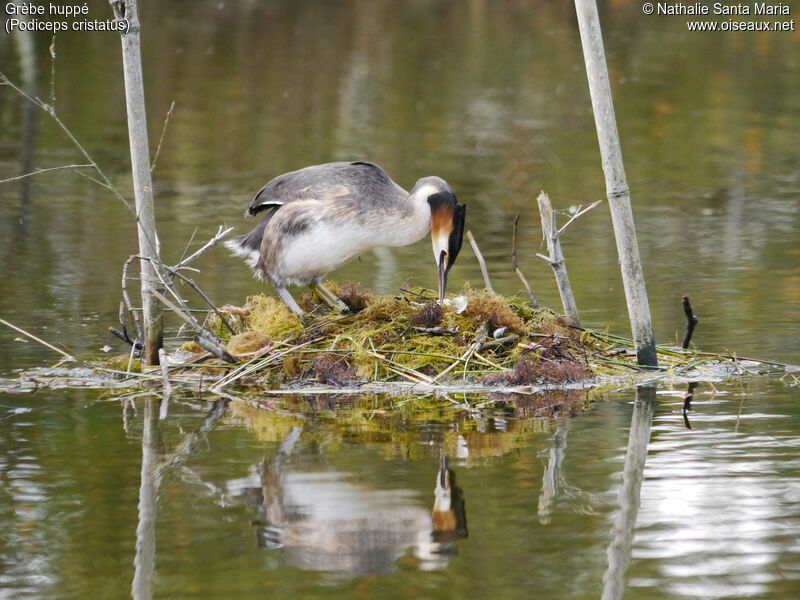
[
  {"x1": 111, "y1": 0, "x2": 163, "y2": 365},
  {"x1": 573, "y1": 0, "x2": 657, "y2": 366}
]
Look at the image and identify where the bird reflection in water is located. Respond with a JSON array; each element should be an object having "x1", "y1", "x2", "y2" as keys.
[
  {"x1": 237, "y1": 429, "x2": 468, "y2": 575},
  {"x1": 431, "y1": 449, "x2": 468, "y2": 545}
]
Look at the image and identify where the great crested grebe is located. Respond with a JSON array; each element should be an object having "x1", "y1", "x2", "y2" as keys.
[{"x1": 226, "y1": 161, "x2": 466, "y2": 316}]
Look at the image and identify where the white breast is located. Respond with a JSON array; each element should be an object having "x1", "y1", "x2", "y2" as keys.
[
  {"x1": 272, "y1": 205, "x2": 431, "y2": 287},
  {"x1": 273, "y1": 222, "x2": 374, "y2": 285}
]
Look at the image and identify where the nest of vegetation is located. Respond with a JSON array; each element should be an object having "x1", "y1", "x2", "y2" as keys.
[
  {"x1": 162, "y1": 283, "x2": 630, "y2": 390},
  {"x1": 5, "y1": 282, "x2": 791, "y2": 397}
]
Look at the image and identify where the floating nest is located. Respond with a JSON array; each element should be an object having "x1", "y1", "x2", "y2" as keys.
[
  {"x1": 136, "y1": 280, "x2": 793, "y2": 397},
  {"x1": 2, "y1": 282, "x2": 794, "y2": 399},
  {"x1": 175, "y1": 283, "x2": 599, "y2": 389},
  {"x1": 97, "y1": 281, "x2": 708, "y2": 398}
]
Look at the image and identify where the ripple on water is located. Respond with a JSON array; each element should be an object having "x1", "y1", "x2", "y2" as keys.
[{"x1": 628, "y1": 395, "x2": 800, "y2": 598}]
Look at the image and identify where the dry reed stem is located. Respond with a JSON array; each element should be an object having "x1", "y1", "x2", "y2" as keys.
[
  {"x1": 512, "y1": 214, "x2": 539, "y2": 307},
  {"x1": 0, "y1": 317, "x2": 74, "y2": 360},
  {"x1": 466, "y1": 230, "x2": 493, "y2": 292}
]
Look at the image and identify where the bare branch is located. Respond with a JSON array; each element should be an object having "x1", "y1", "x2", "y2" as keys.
[
  {"x1": 175, "y1": 227, "x2": 199, "y2": 266},
  {"x1": 150, "y1": 100, "x2": 175, "y2": 173},
  {"x1": 536, "y1": 252, "x2": 553, "y2": 263},
  {"x1": 173, "y1": 225, "x2": 233, "y2": 271},
  {"x1": 48, "y1": 35, "x2": 56, "y2": 107},
  {"x1": 122, "y1": 255, "x2": 145, "y2": 342},
  {"x1": 158, "y1": 347, "x2": 172, "y2": 417},
  {"x1": 537, "y1": 191, "x2": 580, "y2": 327},
  {"x1": 466, "y1": 230, "x2": 493, "y2": 293},
  {"x1": 575, "y1": 0, "x2": 657, "y2": 366},
  {"x1": 73, "y1": 169, "x2": 114, "y2": 190},
  {"x1": 557, "y1": 199, "x2": 602, "y2": 236},
  {"x1": 0, "y1": 70, "x2": 134, "y2": 213},
  {"x1": 163, "y1": 265, "x2": 237, "y2": 336},
  {"x1": 681, "y1": 295, "x2": 699, "y2": 349},
  {"x1": 194, "y1": 335, "x2": 237, "y2": 364},
  {"x1": 0, "y1": 164, "x2": 93, "y2": 184},
  {"x1": 148, "y1": 288, "x2": 235, "y2": 363},
  {"x1": 512, "y1": 214, "x2": 539, "y2": 307},
  {"x1": 147, "y1": 289, "x2": 205, "y2": 333}
]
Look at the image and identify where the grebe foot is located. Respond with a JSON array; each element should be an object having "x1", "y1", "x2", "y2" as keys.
[{"x1": 274, "y1": 285, "x2": 306, "y2": 317}]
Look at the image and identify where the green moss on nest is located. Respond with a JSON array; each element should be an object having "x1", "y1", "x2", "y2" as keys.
[
  {"x1": 240, "y1": 295, "x2": 304, "y2": 339},
  {"x1": 462, "y1": 289, "x2": 526, "y2": 334},
  {"x1": 282, "y1": 353, "x2": 305, "y2": 378},
  {"x1": 226, "y1": 331, "x2": 270, "y2": 358},
  {"x1": 179, "y1": 340, "x2": 204, "y2": 354},
  {"x1": 104, "y1": 354, "x2": 142, "y2": 373},
  {"x1": 198, "y1": 285, "x2": 603, "y2": 386}
]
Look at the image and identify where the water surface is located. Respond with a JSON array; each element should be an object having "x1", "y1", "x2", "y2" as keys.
[{"x1": 1, "y1": 1, "x2": 799, "y2": 597}]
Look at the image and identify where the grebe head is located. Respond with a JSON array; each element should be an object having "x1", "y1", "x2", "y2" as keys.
[{"x1": 416, "y1": 178, "x2": 466, "y2": 301}]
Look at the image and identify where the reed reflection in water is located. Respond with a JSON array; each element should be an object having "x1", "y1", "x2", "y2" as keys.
[{"x1": 126, "y1": 389, "x2": 584, "y2": 596}]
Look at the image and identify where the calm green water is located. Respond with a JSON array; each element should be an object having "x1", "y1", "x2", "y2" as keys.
[
  {"x1": 1, "y1": 0, "x2": 799, "y2": 598},
  {"x1": 2, "y1": 383, "x2": 800, "y2": 599}
]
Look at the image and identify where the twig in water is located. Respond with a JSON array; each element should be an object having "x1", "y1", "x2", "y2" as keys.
[
  {"x1": 155, "y1": 398, "x2": 230, "y2": 480},
  {"x1": 109, "y1": 326, "x2": 143, "y2": 350},
  {"x1": 681, "y1": 295, "x2": 699, "y2": 349},
  {"x1": 512, "y1": 214, "x2": 539, "y2": 307},
  {"x1": 125, "y1": 340, "x2": 138, "y2": 375},
  {"x1": 158, "y1": 348, "x2": 171, "y2": 419},
  {"x1": 0, "y1": 317, "x2": 74, "y2": 360},
  {"x1": 109, "y1": 300, "x2": 143, "y2": 351},
  {"x1": 48, "y1": 35, "x2": 56, "y2": 107},
  {"x1": 150, "y1": 101, "x2": 175, "y2": 173},
  {"x1": 466, "y1": 230, "x2": 493, "y2": 292},
  {"x1": 147, "y1": 287, "x2": 235, "y2": 363},
  {"x1": 121, "y1": 256, "x2": 145, "y2": 342},
  {"x1": 682, "y1": 381, "x2": 697, "y2": 429},
  {"x1": 0, "y1": 70, "x2": 134, "y2": 214},
  {"x1": 0, "y1": 163, "x2": 93, "y2": 184},
  {"x1": 118, "y1": 301, "x2": 133, "y2": 346}
]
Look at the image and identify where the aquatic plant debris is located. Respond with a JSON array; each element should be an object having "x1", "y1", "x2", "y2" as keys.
[
  {"x1": 0, "y1": 284, "x2": 795, "y2": 397},
  {"x1": 168, "y1": 283, "x2": 793, "y2": 393},
  {"x1": 198, "y1": 285, "x2": 585, "y2": 386}
]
